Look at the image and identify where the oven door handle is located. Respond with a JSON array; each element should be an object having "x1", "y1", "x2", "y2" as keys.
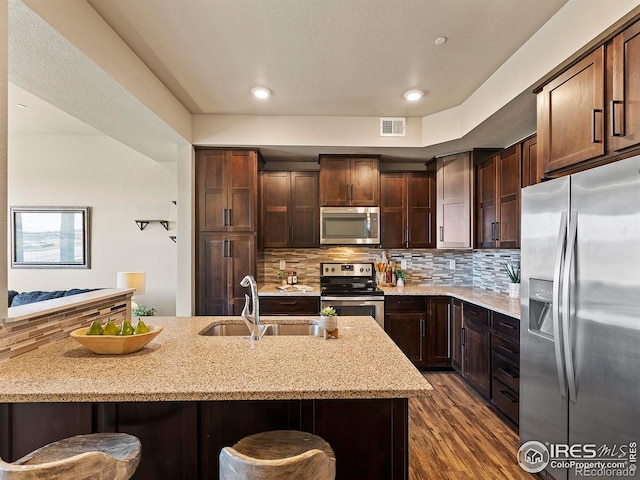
[{"x1": 321, "y1": 296, "x2": 385, "y2": 302}]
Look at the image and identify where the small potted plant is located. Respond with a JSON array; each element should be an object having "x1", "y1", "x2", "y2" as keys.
[
  {"x1": 276, "y1": 270, "x2": 288, "y2": 285},
  {"x1": 395, "y1": 269, "x2": 408, "y2": 287},
  {"x1": 132, "y1": 304, "x2": 156, "y2": 317},
  {"x1": 503, "y1": 261, "x2": 521, "y2": 298},
  {"x1": 319, "y1": 305, "x2": 337, "y2": 332}
]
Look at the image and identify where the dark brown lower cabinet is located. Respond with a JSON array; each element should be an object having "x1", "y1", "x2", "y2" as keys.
[
  {"x1": 461, "y1": 303, "x2": 491, "y2": 398},
  {"x1": 450, "y1": 299, "x2": 463, "y2": 372},
  {"x1": 490, "y1": 312, "x2": 521, "y2": 426},
  {"x1": 259, "y1": 296, "x2": 320, "y2": 315},
  {"x1": 384, "y1": 296, "x2": 451, "y2": 369},
  {"x1": 1, "y1": 399, "x2": 408, "y2": 480}
]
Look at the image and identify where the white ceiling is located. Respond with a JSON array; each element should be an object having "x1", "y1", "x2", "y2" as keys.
[
  {"x1": 8, "y1": 0, "x2": 573, "y2": 162},
  {"x1": 86, "y1": 0, "x2": 568, "y2": 117}
]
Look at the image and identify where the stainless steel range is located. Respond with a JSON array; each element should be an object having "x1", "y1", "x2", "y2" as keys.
[{"x1": 320, "y1": 262, "x2": 385, "y2": 328}]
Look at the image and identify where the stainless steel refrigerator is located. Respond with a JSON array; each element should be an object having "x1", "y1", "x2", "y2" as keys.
[{"x1": 520, "y1": 154, "x2": 640, "y2": 480}]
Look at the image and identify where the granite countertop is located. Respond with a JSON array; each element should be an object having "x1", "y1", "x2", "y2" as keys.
[
  {"x1": 0, "y1": 316, "x2": 432, "y2": 403},
  {"x1": 258, "y1": 284, "x2": 320, "y2": 296},
  {"x1": 258, "y1": 284, "x2": 520, "y2": 319}
]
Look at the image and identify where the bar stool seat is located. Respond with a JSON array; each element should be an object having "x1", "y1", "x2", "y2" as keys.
[
  {"x1": 0, "y1": 433, "x2": 141, "y2": 480},
  {"x1": 220, "y1": 430, "x2": 335, "y2": 480}
]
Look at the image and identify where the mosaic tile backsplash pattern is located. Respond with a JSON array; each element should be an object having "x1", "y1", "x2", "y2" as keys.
[{"x1": 259, "y1": 248, "x2": 521, "y2": 293}]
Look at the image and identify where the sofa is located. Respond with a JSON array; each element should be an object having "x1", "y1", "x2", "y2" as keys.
[{"x1": 8, "y1": 289, "x2": 101, "y2": 308}]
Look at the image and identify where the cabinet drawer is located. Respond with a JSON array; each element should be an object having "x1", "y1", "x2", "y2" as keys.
[
  {"x1": 492, "y1": 354, "x2": 520, "y2": 393},
  {"x1": 259, "y1": 297, "x2": 320, "y2": 315},
  {"x1": 463, "y1": 302, "x2": 489, "y2": 326},
  {"x1": 492, "y1": 377, "x2": 519, "y2": 424},
  {"x1": 492, "y1": 335, "x2": 520, "y2": 366},
  {"x1": 385, "y1": 296, "x2": 426, "y2": 313},
  {"x1": 492, "y1": 312, "x2": 520, "y2": 340}
]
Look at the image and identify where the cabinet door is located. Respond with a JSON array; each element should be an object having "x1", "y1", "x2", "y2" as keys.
[
  {"x1": 259, "y1": 297, "x2": 320, "y2": 315},
  {"x1": 385, "y1": 313, "x2": 426, "y2": 366},
  {"x1": 350, "y1": 157, "x2": 379, "y2": 206},
  {"x1": 608, "y1": 20, "x2": 640, "y2": 152},
  {"x1": 521, "y1": 135, "x2": 539, "y2": 187},
  {"x1": 380, "y1": 173, "x2": 407, "y2": 248},
  {"x1": 476, "y1": 156, "x2": 497, "y2": 249},
  {"x1": 437, "y1": 153, "x2": 472, "y2": 248},
  {"x1": 540, "y1": 46, "x2": 605, "y2": 174},
  {"x1": 227, "y1": 150, "x2": 257, "y2": 232},
  {"x1": 197, "y1": 234, "x2": 229, "y2": 315},
  {"x1": 260, "y1": 172, "x2": 291, "y2": 248},
  {"x1": 407, "y1": 173, "x2": 436, "y2": 248},
  {"x1": 451, "y1": 299, "x2": 463, "y2": 373},
  {"x1": 228, "y1": 234, "x2": 257, "y2": 315},
  {"x1": 496, "y1": 145, "x2": 521, "y2": 248},
  {"x1": 291, "y1": 172, "x2": 319, "y2": 247},
  {"x1": 319, "y1": 157, "x2": 350, "y2": 206},
  {"x1": 464, "y1": 321, "x2": 491, "y2": 398},
  {"x1": 426, "y1": 297, "x2": 451, "y2": 368},
  {"x1": 197, "y1": 149, "x2": 228, "y2": 232}
]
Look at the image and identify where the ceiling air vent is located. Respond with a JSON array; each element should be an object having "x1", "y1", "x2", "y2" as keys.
[{"x1": 380, "y1": 117, "x2": 406, "y2": 136}]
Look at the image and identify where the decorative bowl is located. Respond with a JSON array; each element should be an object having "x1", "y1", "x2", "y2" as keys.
[{"x1": 70, "y1": 325, "x2": 163, "y2": 354}]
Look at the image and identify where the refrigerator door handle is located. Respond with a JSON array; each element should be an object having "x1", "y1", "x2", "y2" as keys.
[
  {"x1": 552, "y1": 211, "x2": 569, "y2": 398},
  {"x1": 562, "y1": 210, "x2": 579, "y2": 403}
]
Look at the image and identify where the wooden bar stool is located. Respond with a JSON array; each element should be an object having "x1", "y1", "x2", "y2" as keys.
[
  {"x1": 220, "y1": 430, "x2": 335, "y2": 480},
  {"x1": 0, "y1": 432, "x2": 141, "y2": 480}
]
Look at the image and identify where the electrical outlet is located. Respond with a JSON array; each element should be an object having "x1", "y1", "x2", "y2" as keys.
[
  {"x1": 279, "y1": 260, "x2": 286, "y2": 270},
  {"x1": 401, "y1": 259, "x2": 407, "y2": 270},
  {"x1": 449, "y1": 259, "x2": 456, "y2": 270}
]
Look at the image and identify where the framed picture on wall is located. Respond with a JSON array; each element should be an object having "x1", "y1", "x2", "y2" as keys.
[{"x1": 10, "y1": 206, "x2": 91, "y2": 269}]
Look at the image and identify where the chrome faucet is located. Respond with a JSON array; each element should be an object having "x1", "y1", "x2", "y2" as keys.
[{"x1": 240, "y1": 275, "x2": 269, "y2": 340}]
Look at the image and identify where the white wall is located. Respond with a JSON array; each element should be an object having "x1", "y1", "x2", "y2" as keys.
[{"x1": 8, "y1": 134, "x2": 177, "y2": 315}]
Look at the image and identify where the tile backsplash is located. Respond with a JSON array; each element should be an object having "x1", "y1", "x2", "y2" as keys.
[{"x1": 259, "y1": 248, "x2": 521, "y2": 293}]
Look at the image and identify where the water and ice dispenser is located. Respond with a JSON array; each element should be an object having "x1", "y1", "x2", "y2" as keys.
[{"x1": 528, "y1": 278, "x2": 554, "y2": 339}]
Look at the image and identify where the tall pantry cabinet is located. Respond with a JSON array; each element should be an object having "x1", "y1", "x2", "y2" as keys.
[{"x1": 196, "y1": 149, "x2": 258, "y2": 315}]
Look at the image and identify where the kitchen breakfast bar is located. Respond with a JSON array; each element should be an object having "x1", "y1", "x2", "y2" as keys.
[{"x1": 0, "y1": 315, "x2": 432, "y2": 479}]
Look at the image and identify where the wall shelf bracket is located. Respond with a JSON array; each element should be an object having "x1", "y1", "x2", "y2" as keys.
[{"x1": 135, "y1": 220, "x2": 169, "y2": 231}]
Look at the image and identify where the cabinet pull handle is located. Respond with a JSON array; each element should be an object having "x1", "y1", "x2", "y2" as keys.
[
  {"x1": 499, "y1": 389, "x2": 518, "y2": 403},
  {"x1": 346, "y1": 184, "x2": 350, "y2": 202},
  {"x1": 350, "y1": 184, "x2": 354, "y2": 201},
  {"x1": 498, "y1": 321, "x2": 516, "y2": 330},
  {"x1": 592, "y1": 109, "x2": 602, "y2": 143},
  {"x1": 447, "y1": 303, "x2": 451, "y2": 358},
  {"x1": 498, "y1": 367, "x2": 519, "y2": 379},
  {"x1": 227, "y1": 209, "x2": 232, "y2": 226},
  {"x1": 498, "y1": 344, "x2": 515, "y2": 355},
  {"x1": 222, "y1": 208, "x2": 227, "y2": 226},
  {"x1": 439, "y1": 226, "x2": 444, "y2": 242},
  {"x1": 461, "y1": 327, "x2": 465, "y2": 346},
  {"x1": 421, "y1": 318, "x2": 426, "y2": 338},
  {"x1": 227, "y1": 240, "x2": 232, "y2": 257},
  {"x1": 494, "y1": 222, "x2": 499, "y2": 241},
  {"x1": 279, "y1": 301, "x2": 298, "y2": 306},
  {"x1": 223, "y1": 240, "x2": 229, "y2": 257},
  {"x1": 611, "y1": 100, "x2": 623, "y2": 137},
  {"x1": 407, "y1": 226, "x2": 411, "y2": 244}
]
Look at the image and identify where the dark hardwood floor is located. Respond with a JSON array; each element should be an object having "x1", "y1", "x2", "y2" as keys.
[{"x1": 409, "y1": 372, "x2": 536, "y2": 480}]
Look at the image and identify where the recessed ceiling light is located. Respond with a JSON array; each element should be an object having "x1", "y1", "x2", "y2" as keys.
[
  {"x1": 16, "y1": 103, "x2": 28, "y2": 109},
  {"x1": 251, "y1": 87, "x2": 271, "y2": 99},
  {"x1": 435, "y1": 37, "x2": 447, "y2": 46},
  {"x1": 403, "y1": 90, "x2": 424, "y2": 101}
]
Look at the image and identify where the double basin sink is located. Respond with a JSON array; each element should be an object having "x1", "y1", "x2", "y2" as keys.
[{"x1": 200, "y1": 322, "x2": 321, "y2": 337}]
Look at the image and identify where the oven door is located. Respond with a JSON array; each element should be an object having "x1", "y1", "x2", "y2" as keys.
[{"x1": 321, "y1": 296, "x2": 385, "y2": 329}]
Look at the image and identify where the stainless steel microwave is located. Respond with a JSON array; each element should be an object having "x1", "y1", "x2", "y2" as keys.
[{"x1": 320, "y1": 207, "x2": 380, "y2": 245}]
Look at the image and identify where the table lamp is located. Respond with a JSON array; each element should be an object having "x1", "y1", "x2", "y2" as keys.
[{"x1": 116, "y1": 272, "x2": 146, "y2": 310}]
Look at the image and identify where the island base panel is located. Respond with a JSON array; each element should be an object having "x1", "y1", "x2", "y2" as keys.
[{"x1": 1, "y1": 398, "x2": 408, "y2": 480}]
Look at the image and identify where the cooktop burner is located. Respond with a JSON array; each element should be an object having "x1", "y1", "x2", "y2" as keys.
[{"x1": 319, "y1": 262, "x2": 383, "y2": 296}]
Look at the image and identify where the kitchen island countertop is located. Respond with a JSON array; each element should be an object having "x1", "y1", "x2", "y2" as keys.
[{"x1": 0, "y1": 315, "x2": 432, "y2": 403}]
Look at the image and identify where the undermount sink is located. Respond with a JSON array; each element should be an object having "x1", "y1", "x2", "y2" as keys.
[{"x1": 199, "y1": 322, "x2": 321, "y2": 337}]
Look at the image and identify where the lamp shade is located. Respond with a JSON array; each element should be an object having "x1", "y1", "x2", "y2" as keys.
[{"x1": 116, "y1": 272, "x2": 146, "y2": 295}]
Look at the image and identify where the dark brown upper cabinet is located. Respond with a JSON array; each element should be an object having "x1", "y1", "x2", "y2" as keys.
[
  {"x1": 319, "y1": 155, "x2": 379, "y2": 206},
  {"x1": 196, "y1": 149, "x2": 258, "y2": 233},
  {"x1": 521, "y1": 134, "x2": 539, "y2": 188},
  {"x1": 607, "y1": 19, "x2": 640, "y2": 153},
  {"x1": 380, "y1": 172, "x2": 436, "y2": 248},
  {"x1": 538, "y1": 46, "x2": 605, "y2": 175},
  {"x1": 260, "y1": 171, "x2": 319, "y2": 248},
  {"x1": 476, "y1": 146, "x2": 521, "y2": 249}
]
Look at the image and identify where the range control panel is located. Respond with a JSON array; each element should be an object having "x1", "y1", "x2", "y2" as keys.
[{"x1": 320, "y1": 263, "x2": 374, "y2": 277}]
